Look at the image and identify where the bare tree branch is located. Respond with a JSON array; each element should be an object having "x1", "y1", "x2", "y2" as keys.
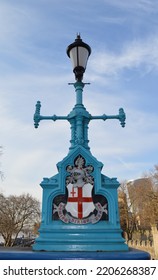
[{"x1": 0, "y1": 193, "x2": 40, "y2": 247}]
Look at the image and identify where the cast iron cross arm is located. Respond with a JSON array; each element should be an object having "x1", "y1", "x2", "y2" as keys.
[
  {"x1": 90, "y1": 108, "x2": 126, "y2": 128},
  {"x1": 34, "y1": 101, "x2": 68, "y2": 128}
]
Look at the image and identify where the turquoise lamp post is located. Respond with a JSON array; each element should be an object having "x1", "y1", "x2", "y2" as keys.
[{"x1": 33, "y1": 35, "x2": 128, "y2": 252}]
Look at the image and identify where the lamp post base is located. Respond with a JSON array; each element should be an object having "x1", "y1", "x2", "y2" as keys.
[{"x1": 0, "y1": 247, "x2": 150, "y2": 260}]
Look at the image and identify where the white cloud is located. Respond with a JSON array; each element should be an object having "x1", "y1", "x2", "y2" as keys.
[
  {"x1": 103, "y1": 0, "x2": 158, "y2": 14},
  {"x1": 90, "y1": 36, "x2": 158, "y2": 78},
  {"x1": 0, "y1": 2, "x2": 37, "y2": 47},
  {"x1": 97, "y1": 16, "x2": 126, "y2": 25}
]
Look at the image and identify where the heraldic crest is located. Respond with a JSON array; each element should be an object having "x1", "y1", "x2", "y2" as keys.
[{"x1": 53, "y1": 155, "x2": 108, "y2": 224}]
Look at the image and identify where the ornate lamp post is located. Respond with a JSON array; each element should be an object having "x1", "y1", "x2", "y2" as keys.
[
  {"x1": 33, "y1": 35, "x2": 128, "y2": 252},
  {"x1": 0, "y1": 35, "x2": 150, "y2": 260},
  {"x1": 34, "y1": 35, "x2": 125, "y2": 149}
]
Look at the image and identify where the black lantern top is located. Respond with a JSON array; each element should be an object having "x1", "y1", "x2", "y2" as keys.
[{"x1": 67, "y1": 34, "x2": 91, "y2": 81}]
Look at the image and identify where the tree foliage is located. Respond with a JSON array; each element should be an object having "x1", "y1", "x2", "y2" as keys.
[
  {"x1": 118, "y1": 167, "x2": 158, "y2": 240},
  {"x1": 150, "y1": 165, "x2": 158, "y2": 189},
  {"x1": 118, "y1": 181, "x2": 139, "y2": 240},
  {"x1": 0, "y1": 193, "x2": 40, "y2": 247}
]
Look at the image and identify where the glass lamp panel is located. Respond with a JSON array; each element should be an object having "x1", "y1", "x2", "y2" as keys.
[
  {"x1": 78, "y1": 47, "x2": 89, "y2": 69},
  {"x1": 69, "y1": 47, "x2": 89, "y2": 70},
  {"x1": 69, "y1": 48, "x2": 78, "y2": 69}
]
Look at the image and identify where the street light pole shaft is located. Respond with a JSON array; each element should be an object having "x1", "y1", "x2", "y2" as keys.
[{"x1": 74, "y1": 82, "x2": 84, "y2": 106}]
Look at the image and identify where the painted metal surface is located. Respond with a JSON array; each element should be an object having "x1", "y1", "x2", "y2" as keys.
[
  {"x1": 0, "y1": 248, "x2": 150, "y2": 260},
  {"x1": 34, "y1": 82, "x2": 126, "y2": 149},
  {"x1": 33, "y1": 74, "x2": 129, "y2": 251}
]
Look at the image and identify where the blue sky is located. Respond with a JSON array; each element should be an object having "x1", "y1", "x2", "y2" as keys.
[{"x1": 0, "y1": 0, "x2": 158, "y2": 201}]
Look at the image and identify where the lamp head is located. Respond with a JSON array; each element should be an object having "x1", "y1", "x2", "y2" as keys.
[{"x1": 67, "y1": 34, "x2": 91, "y2": 81}]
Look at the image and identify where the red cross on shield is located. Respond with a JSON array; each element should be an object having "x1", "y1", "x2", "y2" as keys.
[{"x1": 65, "y1": 183, "x2": 95, "y2": 219}]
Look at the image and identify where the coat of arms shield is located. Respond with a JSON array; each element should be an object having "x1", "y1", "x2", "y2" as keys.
[{"x1": 65, "y1": 183, "x2": 95, "y2": 219}]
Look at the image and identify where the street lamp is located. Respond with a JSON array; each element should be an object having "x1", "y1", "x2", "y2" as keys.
[
  {"x1": 67, "y1": 34, "x2": 91, "y2": 81},
  {"x1": 34, "y1": 35, "x2": 126, "y2": 133},
  {"x1": 32, "y1": 35, "x2": 131, "y2": 254}
]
